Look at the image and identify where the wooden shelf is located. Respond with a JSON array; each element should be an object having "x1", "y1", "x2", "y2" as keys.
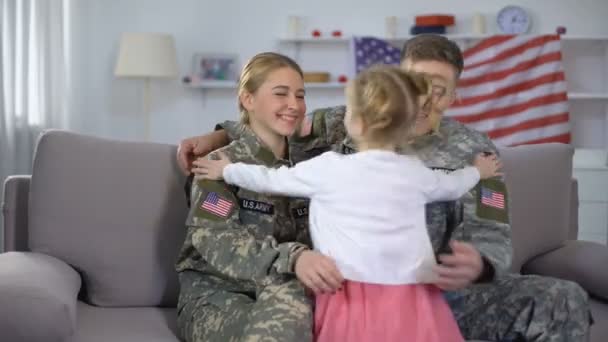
[
  {"x1": 186, "y1": 81, "x2": 345, "y2": 89},
  {"x1": 568, "y1": 92, "x2": 608, "y2": 100},
  {"x1": 279, "y1": 34, "x2": 608, "y2": 44},
  {"x1": 278, "y1": 37, "x2": 350, "y2": 44}
]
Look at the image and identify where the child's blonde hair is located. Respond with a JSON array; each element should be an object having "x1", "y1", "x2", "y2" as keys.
[
  {"x1": 346, "y1": 65, "x2": 429, "y2": 146},
  {"x1": 237, "y1": 52, "x2": 303, "y2": 124}
]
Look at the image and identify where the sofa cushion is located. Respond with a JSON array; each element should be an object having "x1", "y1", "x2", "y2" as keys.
[
  {"x1": 499, "y1": 143, "x2": 573, "y2": 272},
  {"x1": 73, "y1": 301, "x2": 180, "y2": 342},
  {"x1": 28, "y1": 130, "x2": 188, "y2": 307},
  {"x1": 523, "y1": 240, "x2": 608, "y2": 301},
  {"x1": 0, "y1": 252, "x2": 81, "y2": 342}
]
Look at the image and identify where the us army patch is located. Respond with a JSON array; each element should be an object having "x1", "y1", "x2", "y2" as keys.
[
  {"x1": 476, "y1": 178, "x2": 509, "y2": 223},
  {"x1": 292, "y1": 206, "x2": 308, "y2": 219},
  {"x1": 239, "y1": 198, "x2": 274, "y2": 215}
]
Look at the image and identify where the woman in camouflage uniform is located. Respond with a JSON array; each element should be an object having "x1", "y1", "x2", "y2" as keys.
[{"x1": 175, "y1": 52, "x2": 343, "y2": 342}]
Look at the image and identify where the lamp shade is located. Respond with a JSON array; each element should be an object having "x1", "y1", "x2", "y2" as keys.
[{"x1": 114, "y1": 32, "x2": 178, "y2": 78}]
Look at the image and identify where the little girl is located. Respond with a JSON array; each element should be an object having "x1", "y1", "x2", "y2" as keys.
[{"x1": 196, "y1": 65, "x2": 502, "y2": 342}]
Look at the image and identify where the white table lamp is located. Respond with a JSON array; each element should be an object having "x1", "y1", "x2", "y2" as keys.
[{"x1": 114, "y1": 32, "x2": 178, "y2": 139}]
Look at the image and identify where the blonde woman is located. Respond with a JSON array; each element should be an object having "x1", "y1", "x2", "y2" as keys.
[{"x1": 175, "y1": 52, "x2": 343, "y2": 342}]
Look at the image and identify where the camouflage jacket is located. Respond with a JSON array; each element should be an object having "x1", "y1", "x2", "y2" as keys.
[
  {"x1": 175, "y1": 126, "x2": 311, "y2": 296},
  {"x1": 221, "y1": 106, "x2": 513, "y2": 279}
]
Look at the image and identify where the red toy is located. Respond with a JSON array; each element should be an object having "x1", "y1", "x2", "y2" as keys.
[
  {"x1": 338, "y1": 75, "x2": 348, "y2": 83},
  {"x1": 332, "y1": 30, "x2": 342, "y2": 37},
  {"x1": 312, "y1": 29, "x2": 322, "y2": 37}
]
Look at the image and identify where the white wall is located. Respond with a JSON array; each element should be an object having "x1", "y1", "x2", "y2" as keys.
[{"x1": 70, "y1": 0, "x2": 608, "y2": 145}]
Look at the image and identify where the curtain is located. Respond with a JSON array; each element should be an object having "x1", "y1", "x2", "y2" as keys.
[{"x1": 1, "y1": 0, "x2": 72, "y2": 249}]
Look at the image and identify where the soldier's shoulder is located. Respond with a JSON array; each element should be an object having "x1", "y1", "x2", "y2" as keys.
[
  {"x1": 441, "y1": 117, "x2": 495, "y2": 149},
  {"x1": 210, "y1": 140, "x2": 252, "y2": 162},
  {"x1": 310, "y1": 105, "x2": 346, "y2": 116}
]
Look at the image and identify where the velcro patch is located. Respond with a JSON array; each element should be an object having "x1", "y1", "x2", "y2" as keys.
[
  {"x1": 292, "y1": 206, "x2": 309, "y2": 219},
  {"x1": 239, "y1": 198, "x2": 274, "y2": 215},
  {"x1": 429, "y1": 166, "x2": 456, "y2": 174},
  {"x1": 476, "y1": 179, "x2": 509, "y2": 223},
  {"x1": 200, "y1": 192, "x2": 234, "y2": 218}
]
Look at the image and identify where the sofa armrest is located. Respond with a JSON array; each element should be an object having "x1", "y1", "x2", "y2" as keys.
[
  {"x1": 2, "y1": 175, "x2": 31, "y2": 252},
  {"x1": 522, "y1": 240, "x2": 608, "y2": 301},
  {"x1": 0, "y1": 252, "x2": 81, "y2": 342},
  {"x1": 568, "y1": 178, "x2": 579, "y2": 240}
]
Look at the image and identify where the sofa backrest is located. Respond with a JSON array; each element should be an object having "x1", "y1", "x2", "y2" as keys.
[
  {"x1": 499, "y1": 143, "x2": 574, "y2": 272},
  {"x1": 28, "y1": 130, "x2": 187, "y2": 307}
]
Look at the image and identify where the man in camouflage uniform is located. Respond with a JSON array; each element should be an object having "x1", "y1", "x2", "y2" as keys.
[
  {"x1": 175, "y1": 126, "x2": 313, "y2": 342},
  {"x1": 179, "y1": 35, "x2": 591, "y2": 341}
]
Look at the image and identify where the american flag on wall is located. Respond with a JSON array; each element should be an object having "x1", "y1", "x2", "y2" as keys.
[
  {"x1": 446, "y1": 35, "x2": 571, "y2": 146},
  {"x1": 352, "y1": 35, "x2": 571, "y2": 146},
  {"x1": 351, "y1": 37, "x2": 402, "y2": 73}
]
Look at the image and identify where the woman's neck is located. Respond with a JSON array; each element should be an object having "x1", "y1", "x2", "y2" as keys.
[{"x1": 249, "y1": 120, "x2": 287, "y2": 159}]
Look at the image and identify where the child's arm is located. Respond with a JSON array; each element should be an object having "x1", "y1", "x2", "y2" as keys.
[
  {"x1": 423, "y1": 153, "x2": 502, "y2": 202},
  {"x1": 194, "y1": 152, "x2": 331, "y2": 197}
]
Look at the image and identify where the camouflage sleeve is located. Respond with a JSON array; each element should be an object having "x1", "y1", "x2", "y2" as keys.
[
  {"x1": 286, "y1": 106, "x2": 348, "y2": 162},
  {"x1": 458, "y1": 138, "x2": 513, "y2": 280},
  {"x1": 215, "y1": 120, "x2": 244, "y2": 143},
  {"x1": 187, "y1": 178, "x2": 308, "y2": 283}
]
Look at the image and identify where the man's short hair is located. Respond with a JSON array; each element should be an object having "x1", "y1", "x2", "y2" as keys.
[{"x1": 400, "y1": 34, "x2": 464, "y2": 76}]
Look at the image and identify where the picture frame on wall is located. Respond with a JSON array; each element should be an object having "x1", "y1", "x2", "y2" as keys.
[{"x1": 192, "y1": 53, "x2": 238, "y2": 82}]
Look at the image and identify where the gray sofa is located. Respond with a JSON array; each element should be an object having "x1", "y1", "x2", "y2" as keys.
[{"x1": 1, "y1": 130, "x2": 607, "y2": 342}]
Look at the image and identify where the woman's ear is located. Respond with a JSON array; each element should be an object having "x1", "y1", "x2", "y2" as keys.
[{"x1": 239, "y1": 91, "x2": 254, "y2": 112}]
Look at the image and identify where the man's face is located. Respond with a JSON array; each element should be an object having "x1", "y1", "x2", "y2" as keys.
[{"x1": 401, "y1": 59, "x2": 458, "y2": 136}]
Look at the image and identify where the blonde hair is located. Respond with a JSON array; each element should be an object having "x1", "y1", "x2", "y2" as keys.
[
  {"x1": 346, "y1": 65, "x2": 429, "y2": 146},
  {"x1": 237, "y1": 52, "x2": 303, "y2": 124}
]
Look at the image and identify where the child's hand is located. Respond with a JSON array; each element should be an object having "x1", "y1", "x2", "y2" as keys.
[
  {"x1": 192, "y1": 152, "x2": 232, "y2": 180},
  {"x1": 295, "y1": 250, "x2": 344, "y2": 295},
  {"x1": 473, "y1": 153, "x2": 503, "y2": 179}
]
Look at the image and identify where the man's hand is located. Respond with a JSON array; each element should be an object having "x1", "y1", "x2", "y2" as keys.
[
  {"x1": 297, "y1": 116, "x2": 313, "y2": 137},
  {"x1": 434, "y1": 241, "x2": 483, "y2": 291},
  {"x1": 295, "y1": 250, "x2": 344, "y2": 295},
  {"x1": 177, "y1": 130, "x2": 230, "y2": 174},
  {"x1": 192, "y1": 152, "x2": 232, "y2": 180},
  {"x1": 474, "y1": 153, "x2": 503, "y2": 179}
]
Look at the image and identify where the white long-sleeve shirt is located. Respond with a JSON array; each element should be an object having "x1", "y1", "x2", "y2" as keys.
[{"x1": 223, "y1": 150, "x2": 480, "y2": 285}]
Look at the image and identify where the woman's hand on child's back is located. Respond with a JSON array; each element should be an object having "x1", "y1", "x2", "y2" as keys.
[
  {"x1": 295, "y1": 251, "x2": 344, "y2": 295},
  {"x1": 192, "y1": 152, "x2": 232, "y2": 180},
  {"x1": 473, "y1": 153, "x2": 503, "y2": 179}
]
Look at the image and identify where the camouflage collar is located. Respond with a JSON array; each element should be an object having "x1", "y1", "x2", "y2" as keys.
[{"x1": 236, "y1": 124, "x2": 291, "y2": 167}]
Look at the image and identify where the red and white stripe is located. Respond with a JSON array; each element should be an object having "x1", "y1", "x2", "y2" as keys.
[{"x1": 446, "y1": 35, "x2": 571, "y2": 146}]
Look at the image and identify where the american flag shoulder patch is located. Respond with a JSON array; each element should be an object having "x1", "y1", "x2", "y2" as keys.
[
  {"x1": 476, "y1": 179, "x2": 509, "y2": 224},
  {"x1": 200, "y1": 191, "x2": 234, "y2": 218}
]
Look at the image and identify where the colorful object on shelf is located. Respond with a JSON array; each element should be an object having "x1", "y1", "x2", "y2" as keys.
[
  {"x1": 556, "y1": 26, "x2": 567, "y2": 35},
  {"x1": 410, "y1": 25, "x2": 447, "y2": 35},
  {"x1": 287, "y1": 16, "x2": 302, "y2": 38},
  {"x1": 415, "y1": 14, "x2": 455, "y2": 26},
  {"x1": 472, "y1": 13, "x2": 486, "y2": 34},
  {"x1": 338, "y1": 75, "x2": 348, "y2": 83},
  {"x1": 332, "y1": 30, "x2": 342, "y2": 37},
  {"x1": 411, "y1": 14, "x2": 454, "y2": 35},
  {"x1": 312, "y1": 29, "x2": 322, "y2": 37},
  {"x1": 303, "y1": 72, "x2": 330, "y2": 83}
]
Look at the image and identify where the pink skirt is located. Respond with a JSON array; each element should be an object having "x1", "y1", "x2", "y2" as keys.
[{"x1": 314, "y1": 281, "x2": 464, "y2": 342}]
